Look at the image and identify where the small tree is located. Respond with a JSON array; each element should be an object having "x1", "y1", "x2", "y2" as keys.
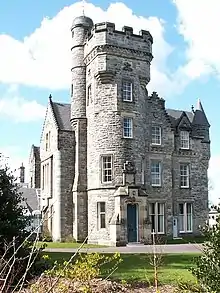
[
  {"x1": 191, "y1": 205, "x2": 220, "y2": 292},
  {"x1": 0, "y1": 155, "x2": 42, "y2": 290}
]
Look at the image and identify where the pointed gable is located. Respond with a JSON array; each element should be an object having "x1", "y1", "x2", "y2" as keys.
[{"x1": 176, "y1": 111, "x2": 192, "y2": 131}]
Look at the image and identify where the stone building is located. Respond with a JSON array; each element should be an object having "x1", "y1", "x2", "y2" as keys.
[
  {"x1": 29, "y1": 145, "x2": 41, "y2": 189},
  {"x1": 32, "y1": 14, "x2": 210, "y2": 245}
]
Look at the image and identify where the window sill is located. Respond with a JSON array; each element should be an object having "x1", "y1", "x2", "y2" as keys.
[
  {"x1": 122, "y1": 136, "x2": 134, "y2": 139},
  {"x1": 151, "y1": 232, "x2": 165, "y2": 235},
  {"x1": 179, "y1": 231, "x2": 193, "y2": 234},
  {"x1": 180, "y1": 186, "x2": 190, "y2": 189},
  {"x1": 151, "y1": 143, "x2": 162, "y2": 146},
  {"x1": 151, "y1": 185, "x2": 162, "y2": 188},
  {"x1": 122, "y1": 99, "x2": 134, "y2": 103}
]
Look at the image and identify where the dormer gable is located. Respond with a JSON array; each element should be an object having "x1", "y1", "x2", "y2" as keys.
[{"x1": 176, "y1": 111, "x2": 192, "y2": 132}]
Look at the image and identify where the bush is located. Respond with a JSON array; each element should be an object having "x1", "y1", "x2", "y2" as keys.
[
  {"x1": 191, "y1": 205, "x2": 220, "y2": 292},
  {"x1": 30, "y1": 252, "x2": 123, "y2": 293}
]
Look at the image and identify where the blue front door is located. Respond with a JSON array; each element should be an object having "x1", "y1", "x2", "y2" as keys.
[{"x1": 127, "y1": 204, "x2": 137, "y2": 242}]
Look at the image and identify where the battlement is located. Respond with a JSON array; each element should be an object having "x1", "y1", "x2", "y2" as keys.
[
  {"x1": 84, "y1": 22, "x2": 153, "y2": 61},
  {"x1": 93, "y1": 22, "x2": 153, "y2": 43}
]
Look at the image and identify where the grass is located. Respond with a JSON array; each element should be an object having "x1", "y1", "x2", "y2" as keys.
[
  {"x1": 166, "y1": 236, "x2": 205, "y2": 244},
  {"x1": 38, "y1": 241, "x2": 106, "y2": 249},
  {"x1": 43, "y1": 252, "x2": 200, "y2": 285}
]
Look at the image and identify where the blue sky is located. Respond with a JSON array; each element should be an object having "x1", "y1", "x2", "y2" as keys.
[{"x1": 0, "y1": 0, "x2": 219, "y2": 202}]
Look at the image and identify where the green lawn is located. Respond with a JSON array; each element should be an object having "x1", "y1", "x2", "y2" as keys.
[
  {"x1": 38, "y1": 241, "x2": 106, "y2": 249},
  {"x1": 166, "y1": 236, "x2": 205, "y2": 244},
  {"x1": 43, "y1": 252, "x2": 200, "y2": 285}
]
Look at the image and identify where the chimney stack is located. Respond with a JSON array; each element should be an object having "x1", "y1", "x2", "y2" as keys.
[{"x1": 19, "y1": 163, "x2": 25, "y2": 184}]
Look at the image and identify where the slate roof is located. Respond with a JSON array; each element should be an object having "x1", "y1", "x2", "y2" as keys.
[
  {"x1": 19, "y1": 187, "x2": 40, "y2": 213},
  {"x1": 192, "y1": 101, "x2": 210, "y2": 127},
  {"x1": 51, "y1": 102, "x2": 72, "y2": 131},
  {"x1": 166, "y1": 109, "x2": 194, "y2": 125}
]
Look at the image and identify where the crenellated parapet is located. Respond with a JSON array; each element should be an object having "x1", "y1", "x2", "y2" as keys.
[{"x1": 84, "y1": 22, "x2": 153, "y2": 66}]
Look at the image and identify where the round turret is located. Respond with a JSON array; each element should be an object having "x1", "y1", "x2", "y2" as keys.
[{"x1": 71, "y1": 16, "x2": 93, "y2": 31}]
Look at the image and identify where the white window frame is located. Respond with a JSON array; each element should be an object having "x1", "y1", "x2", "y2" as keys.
[
  {"x1": 180, "y1": 164, "x2": 190, "y2": 188},
  {"x1": 122, "y1": 81, "x2": 133, "y2": 102},
  {"x1": 123, "y1": 117, "x2": 133, "y2": 138},
  {"x1": 101, "y1": 155, "x2": 113, "y2": 183},
  {"x1": 149, "y1": 202, "x2": 165, "y2": 234},
  {"x1": 151, "y1": 126, "x2": 162, "y2": 145},
  {"x1": 97, "y1": 202, "x2": 106, "y2": 229},
  {"x1": 151, "y1": 161, "x2": 162, "y2": 187},
  {"x1": 178, "y1": 203, "x2": 193, "y2": 233},
  {"x1": 180, "y1": 131, "x2": 190, "y2": 149}
]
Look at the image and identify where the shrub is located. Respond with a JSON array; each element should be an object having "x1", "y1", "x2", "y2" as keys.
[
  {"x1": 191, "y1": 205, "x2": 220, "y2": 293},
  {"x1": 30, "y1": 252, "x2": 123, "y2": 292}
]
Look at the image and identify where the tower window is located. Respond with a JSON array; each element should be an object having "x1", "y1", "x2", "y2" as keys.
[
  {"x1": 151, "y1": 126, "x2": 162, "y2": 145},
  {"x1": 122, "y1": 81, "x2": 133, "y2": 102},
  {"x1": 101, "y1": 155, "x2": 112, "y2": 183},
  {"x1": 180, "y1": 131, "x2": 190, "y2": 149},
  {"x1": 97, "y1": 202, "x2": 106, "y2": 229},
  {"x1": 71, "y1": 84, "x2": 74, "y2": 97},
  {"x1": 123, "y1": 117, "x2": 133, "y2": 138}
]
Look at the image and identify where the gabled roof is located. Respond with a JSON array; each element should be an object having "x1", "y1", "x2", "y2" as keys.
[
  {"x1": 166, "y1": 109, "x2": 194, "y2": 127},
  {"x1": 19, "y1": 187, "x2": 40, "y2": 213},
  {"x1": 51, "y1": 102, "x2": 72, "y2": 131}
]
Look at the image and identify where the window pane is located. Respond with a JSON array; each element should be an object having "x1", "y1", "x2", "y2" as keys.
[
  {"x1": 151, "y1": 215, "x2": 155, "y2": 232},
  {"x1": 152, "y1": 126, "x2": 161, "y2": 145},
  {"x1": 187, "y1": 214, "x2": 192, "y2": 231},
  {"x1": 100, "y1": 202, "x2": 105, "y2": 213},
  {"x1": 158, "y1": 203, "x2": 164, "y2": 215},
  {"x1": 122, "y1": 81, "x2": 132, "y2": 101},
  {"x1": 151, "y1": 162, "x2": 161, "y2": 186},
  {"x1": 100, "y1": 214, "x2": 106, "y2": 228},
  {"x1": 180, "y1": 164, "x2": 189, "y2": 187},
  {"x1": 149, "y1": 203, "x2": 155, "y2": 215},
  {"x1": 180, "y1": 131, "x2": 189, "y2": 149},
  {"x1": 158, "y1": 215, "x2": 164, "y2": 233},
  {"x1": 123, "y1": 117, "x2": 132, "y2": 138},
  {"x1": 102, "y1": 156, "x2": 112, "y2": 182},
  {"x1": 186, "y1": 203, "x2": 192, "y2": 214},
  {"x1": 179, "y1": 203, "x2": 184, "y2": 214},
  {"x1": 186, "y1": 203, "x2": 192, "y2": 231},
  {"x1": 179, "y1": 215, "x2": 184, "y2": 231}
]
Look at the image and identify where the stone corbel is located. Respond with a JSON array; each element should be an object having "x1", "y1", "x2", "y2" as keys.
[{"x1": 95, "y1": 71, "x2": 115, "y2": 84}]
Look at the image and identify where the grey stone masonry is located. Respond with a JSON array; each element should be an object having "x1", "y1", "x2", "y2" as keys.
[
  {"x1": 28, "y1": 145, "x2": 41, "y2": 189},
  {"x1": 34, "y1": 14, "x2": 210, "y2": 246}
]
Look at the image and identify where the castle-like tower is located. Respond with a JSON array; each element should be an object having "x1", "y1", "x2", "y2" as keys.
[
  {"x1": 71, "y1": 16, "x2": 94, "y2": 241},
  {"x1": 69, "y1": 15, "x2": 210, "y2": 246}
]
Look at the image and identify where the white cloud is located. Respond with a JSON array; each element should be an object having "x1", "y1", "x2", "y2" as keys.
[
  {"x1": 0, "y1": 1, "x2": 176, "y2": 96},
  {"x1": 208, "y1": 154, "x2": 220, "y2": 204},
  {"x1": 173, "y1": 0, "x2": 220, "y2": 79},
  {"x1": 0, "y1": 87, "x2": 46, "y2": 122}
]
